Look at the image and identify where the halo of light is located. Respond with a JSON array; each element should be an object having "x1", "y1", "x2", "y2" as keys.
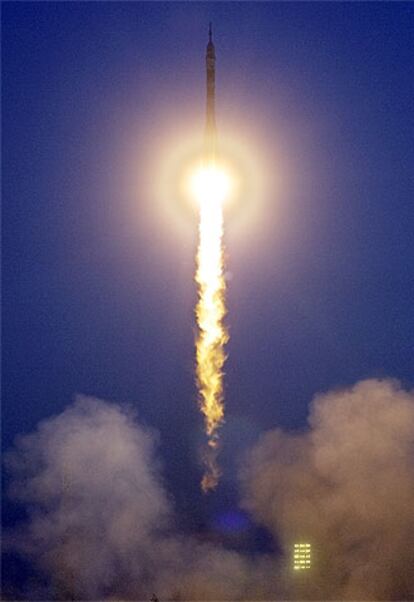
[{"x1": 187, "y1": 162, "x2": 234, "y2": 207}]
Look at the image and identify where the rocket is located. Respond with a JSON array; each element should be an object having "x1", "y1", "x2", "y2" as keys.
[{"x1": 205, "y1": 23, "x2": 217, "y2": 160}]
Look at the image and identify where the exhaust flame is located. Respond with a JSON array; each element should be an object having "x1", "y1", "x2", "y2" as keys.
[{"x1": 192, "y1": 163, "x2": 230, "y2": 492}]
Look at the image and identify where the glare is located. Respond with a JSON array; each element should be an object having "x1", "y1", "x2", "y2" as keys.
[{"x1": 189, "y1": 163, "x2": 233, "y2": 206}]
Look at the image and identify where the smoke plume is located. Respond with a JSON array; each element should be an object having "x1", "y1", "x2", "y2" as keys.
[
  {"x1": 5, "y1": 379, "x2": 414, "y2": 600},
  {"x1": 242, "y1": 378, "x2": 414, "y2": 600},
  {"x1": 5, "y1": 396, "x2": 259, "y2": 600},
  {"x1": 5, "y1": 397, "x2": 172, "y2": 598}
]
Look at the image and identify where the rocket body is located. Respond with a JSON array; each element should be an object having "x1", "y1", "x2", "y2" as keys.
[{"x1": 205, "y1": 24, "x2": 216, "y2": 160}]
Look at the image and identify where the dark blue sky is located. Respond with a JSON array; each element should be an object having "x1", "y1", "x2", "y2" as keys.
[{"x1": 3, "y1": 0, "x2": 414, "y2": 549}]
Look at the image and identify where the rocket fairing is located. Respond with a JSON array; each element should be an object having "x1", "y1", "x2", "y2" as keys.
[{"x1": 205, "y1": 23, "x2": 217, "y2": 160}]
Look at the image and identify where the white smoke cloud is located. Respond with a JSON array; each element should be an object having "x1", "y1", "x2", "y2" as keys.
[
  {"x1": 5, "y1": 396, "x2": 261, "y2": 600},
  {"x1": 5, "y1": 396, "x2": 172, "y2": 599},
  {"x1": 242, "y1": 378, "x2": 414, "y2": 600},
  {"x1": 5, "y1": 379, "x2": 414, "y2": 600}
]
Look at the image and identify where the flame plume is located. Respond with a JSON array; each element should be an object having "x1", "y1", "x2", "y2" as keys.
[{"x1": 193, "y1": 163, "x2": 229, "y2": 492}]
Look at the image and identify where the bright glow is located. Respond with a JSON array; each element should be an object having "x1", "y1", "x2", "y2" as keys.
[
  {"x1": 293, "y1": 543, "x2": 311, "y2": 571},
  {"x1": 194, "y1": 160, "x2": 229, "y2": 492},
  {"x1": 189, "y1": 163, "x2": 232, "y2": 207},
  {"x1": 145, "y1": 120, "x2": 274, "y2": 253}
]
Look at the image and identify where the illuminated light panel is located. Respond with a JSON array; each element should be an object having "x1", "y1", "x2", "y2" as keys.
[{"x1": 293, "y1": 543, "x2": 311, "y2": 571}]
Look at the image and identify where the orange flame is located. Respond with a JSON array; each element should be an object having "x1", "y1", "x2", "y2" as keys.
[{"x1": 193, "y1": 163, "x2": 229, "y2": 492}]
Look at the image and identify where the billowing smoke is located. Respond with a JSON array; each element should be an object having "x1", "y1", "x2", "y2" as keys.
[
  {"x1": 5, "y1": 397, "x2": 172, "y2": 599},
  {"x1": 5, "y1": 379, "x2": 414, "y2": 600},
  {"x1": 242, "y1": 378, "x2": 414, "y2": 600},
  {"x1": 4, "y1": 396, "x2": 264, "y2": 600}
]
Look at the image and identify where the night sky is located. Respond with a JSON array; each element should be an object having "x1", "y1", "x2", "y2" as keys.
[{"x1": 3, "y1": 1, "x2": 414, "y2": 597}]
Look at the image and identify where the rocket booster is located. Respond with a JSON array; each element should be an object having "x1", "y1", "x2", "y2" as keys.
[{"x1": 205, "y1": 23, "x2": 216, "y2": 160}]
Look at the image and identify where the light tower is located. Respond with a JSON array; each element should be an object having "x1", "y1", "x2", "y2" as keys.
[{"x1": 293, "y1": 542, "x2": 312, "y2": 571}]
